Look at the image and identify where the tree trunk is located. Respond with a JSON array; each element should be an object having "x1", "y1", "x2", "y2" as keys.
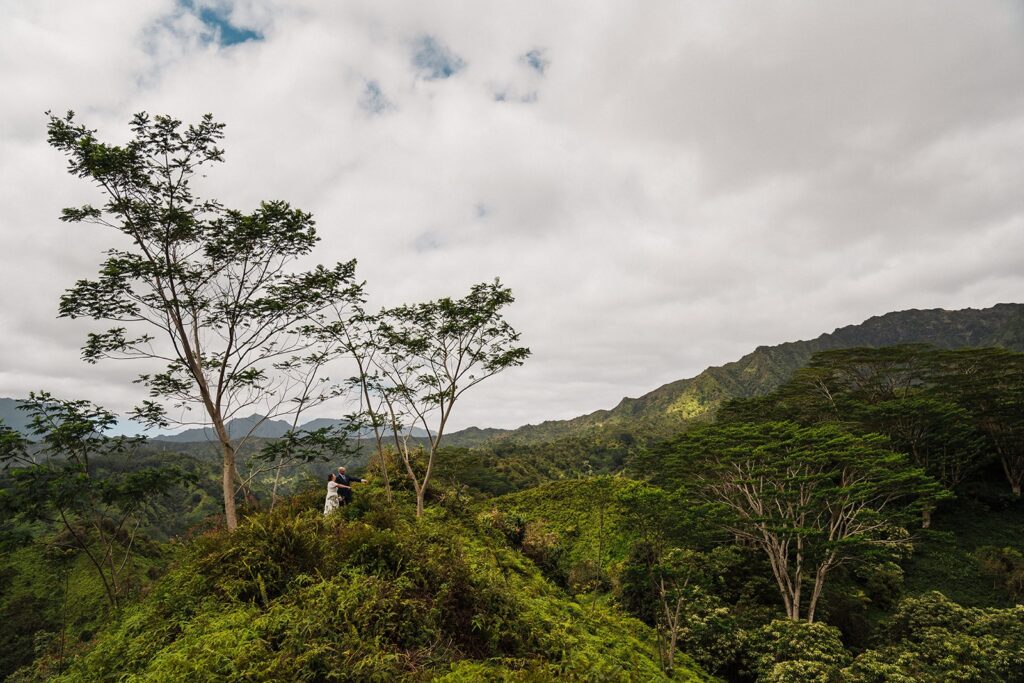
[
  {"x1": 922, "y1": 508, "x2": 932, "y2": 528},
  {"x1": 806, "y1": 556, "x2": 835, "y2": 624},
  {"x1": 791, "y1": 555, "x2": 802, "y2": 621},
  {"x1": 269, "y1": 457, "x2": 283, "y2": 512},
  {"x1": 416, "y1": 443, "x2": 438, "y2": 520},
  {"x1": 807, "y1": 573, "x2": 824, "y2": 623},
  {"x1": 222, "y1": 440, "x2": 238, "y2": 530},
  {"x1": 397, "y1": 445, "x2": 424, "y2": 518},
  {"x1": 999, "y1": 455, "x2": 1022, "y2": 497},
  {"x1": 375, "y1": 448, "x2": 393, "y2": 503}
]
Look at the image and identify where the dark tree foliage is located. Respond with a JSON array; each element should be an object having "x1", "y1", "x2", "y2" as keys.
[
  {"x1": 720, "y1": 344, "x2": 1022, "y2": 499},
  {"x1": 931, "y1": 348, "x2": 1024, "y2": 497}
]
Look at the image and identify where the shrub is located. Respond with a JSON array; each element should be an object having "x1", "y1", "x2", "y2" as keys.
[
  {"x1": 744, "y1": 619, "x2": 849, "y2": 682},
  {"x1": 842, "y1": 592, "x2": 1024, "y2": 683}
]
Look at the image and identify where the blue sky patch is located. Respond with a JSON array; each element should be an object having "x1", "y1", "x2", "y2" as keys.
[
  {"x1": 412, "y1": 35, "x2": 465, "y2": 80},
  {"x1": 494, "y1": 89, "x2": 538, "y2": 104},
  {"x1": 180, "y1": 1, "x2": 263, "y2": 46},
  {"x1": 360, "y1": 80, "x2": 392, "y2": 114},
  {"x1": 523, "y1": 49, "x2": 549, "y2": 75}
]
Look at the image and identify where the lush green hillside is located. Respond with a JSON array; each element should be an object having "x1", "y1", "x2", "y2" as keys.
[
  {"x1": 20, "y1": 488, "x2": 712, "y2": 682},
  {"x1": 489, "y1": 475, "x2": 1024, "y2": 682},
  {"x1": 446, "y1": 304, "x2": 1024, "y2": 447}
]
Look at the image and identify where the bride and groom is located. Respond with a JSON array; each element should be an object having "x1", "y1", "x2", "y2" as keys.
[{"x1": 323, "y1": 466, "x2": 367, "y2": 514}]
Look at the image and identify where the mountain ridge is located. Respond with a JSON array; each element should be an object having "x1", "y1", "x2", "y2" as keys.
[{"x1": 443, "y1": 303, "x2": 1024, "y2": 446}]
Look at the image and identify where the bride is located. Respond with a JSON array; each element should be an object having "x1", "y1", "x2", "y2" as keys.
[{"x1": 323, "y1": 473, "x2": 344, "y2": 515}]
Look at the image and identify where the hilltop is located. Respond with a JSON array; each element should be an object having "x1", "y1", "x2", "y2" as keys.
[{"x1": 43, "y1": 489, "x2": 712, "y2": 682}]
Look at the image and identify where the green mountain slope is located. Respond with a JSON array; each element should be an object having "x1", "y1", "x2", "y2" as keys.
[{"x1": 448, "y1": 303, "x2": 1024, "y2": 446}]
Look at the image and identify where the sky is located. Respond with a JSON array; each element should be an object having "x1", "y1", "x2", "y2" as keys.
[{"x1": 1, "y1": 0, "x2": 1023, "y2": 433}]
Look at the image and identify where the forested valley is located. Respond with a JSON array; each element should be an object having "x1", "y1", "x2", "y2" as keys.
[{"x1": 2, "y1": 113, "x2": 1023, "y2": 682}]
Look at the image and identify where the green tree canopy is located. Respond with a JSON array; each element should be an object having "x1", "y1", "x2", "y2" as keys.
[
  {"x1": 651, "y1": 421, "x2": 945, "y2": 622},
  {"x1": 719, "y1": 344, "x2": 1018, "y2": 500}
]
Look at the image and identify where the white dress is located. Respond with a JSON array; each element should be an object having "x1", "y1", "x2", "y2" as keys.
[{"x1": 323, "y1": 480, "x2": 341, "y2": 515}]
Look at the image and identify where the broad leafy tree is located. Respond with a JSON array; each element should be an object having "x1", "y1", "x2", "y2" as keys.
[
  {"x1": 47, "y1": 112, "x2": 362, "y2": 529},
  {"x1": 655, "y1": 421, "x2": 945, "y2": 622}
]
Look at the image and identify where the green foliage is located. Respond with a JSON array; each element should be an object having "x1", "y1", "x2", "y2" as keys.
[
  {"x1": 0, "y1": 538, "x2": 170, "y2": 681},
  {"x1": 933, "y1": 348, "x2": 1024, "y2": 496},
  {"x1": 744, "y1": 619, "x2": 849, "y2": 682},
  {"x1": 976, "y1": 546, "x2": 1024, "y2": 603},
  {"x1": 47, "y1": 491, "x2": 710, "y2": 681},
  {"x1": 842, "y1": 592, "x2": 1024, "y2": 682},
  {"x1": 428, "y1": 435, "x2": 628, "y2": 497},
  {"x1": 0, "y1": 394, "x2": 196, "y2": 608},
  {"x1": 489, "y1": 477, "x2": 650, "y2": 590},
  {"x1": 902, "y1": 494, "x2": 1024, "y2": 607},
  {"x1": 859, "y1": 561, "x2": 905, "y2": 611},
  {"x1": 721, "y1": 345, "x2": 1024, "y2": 498}
]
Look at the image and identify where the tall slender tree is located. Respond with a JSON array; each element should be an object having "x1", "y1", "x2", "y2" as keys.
[
  {"x1": 349, "y1": 280, "x2": 530, "y2": 517},
  {"x1": 47, "y1": 112, "x2": 361, "y2": 529}
]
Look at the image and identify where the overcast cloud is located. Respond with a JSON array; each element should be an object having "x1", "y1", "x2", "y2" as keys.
[{"x1": 1, "y1": 0, "x2": 1023, "y2": 431}]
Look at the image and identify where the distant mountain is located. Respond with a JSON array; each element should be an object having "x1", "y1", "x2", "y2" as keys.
[
  {"x1": 0, "y1": 397, "x2": 33, "y2": 435},
  {"x1": 296, "y1": 418, "x2": 430, "y2": 439},
  {"x1": 446, "y1": 303, "x2": 1024, "y2": 446},
  {"x1": 151, "y1": 414, "x2": 294, "y2": 443},
  {"x1": 9, "y1": 304, "x2": 1023, "y2": 447},
  {"x1": 152, "y1": 415, "x2": 429, "y2": 443}
]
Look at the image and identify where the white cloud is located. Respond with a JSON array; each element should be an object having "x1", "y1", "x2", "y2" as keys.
[{"x1": 1, "y1": 0, "x2": 1023, "y2": 431}]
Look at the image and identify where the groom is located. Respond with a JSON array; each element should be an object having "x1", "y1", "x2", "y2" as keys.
[{"x1": 336, "y1": 466, "x2": 366, "y2": 505}]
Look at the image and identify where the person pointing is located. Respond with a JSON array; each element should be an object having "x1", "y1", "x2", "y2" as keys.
[{"x1": 336, "y1": 466, "x2": 366, "y2": 505}]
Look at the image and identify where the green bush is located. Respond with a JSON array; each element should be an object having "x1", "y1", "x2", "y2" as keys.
[
  {"x1": 977, "y1": 546, "x2": 1024, "y2": 602},
  {"x1": 744, "y1": 619, "x2": 849, "y2": 682}
]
